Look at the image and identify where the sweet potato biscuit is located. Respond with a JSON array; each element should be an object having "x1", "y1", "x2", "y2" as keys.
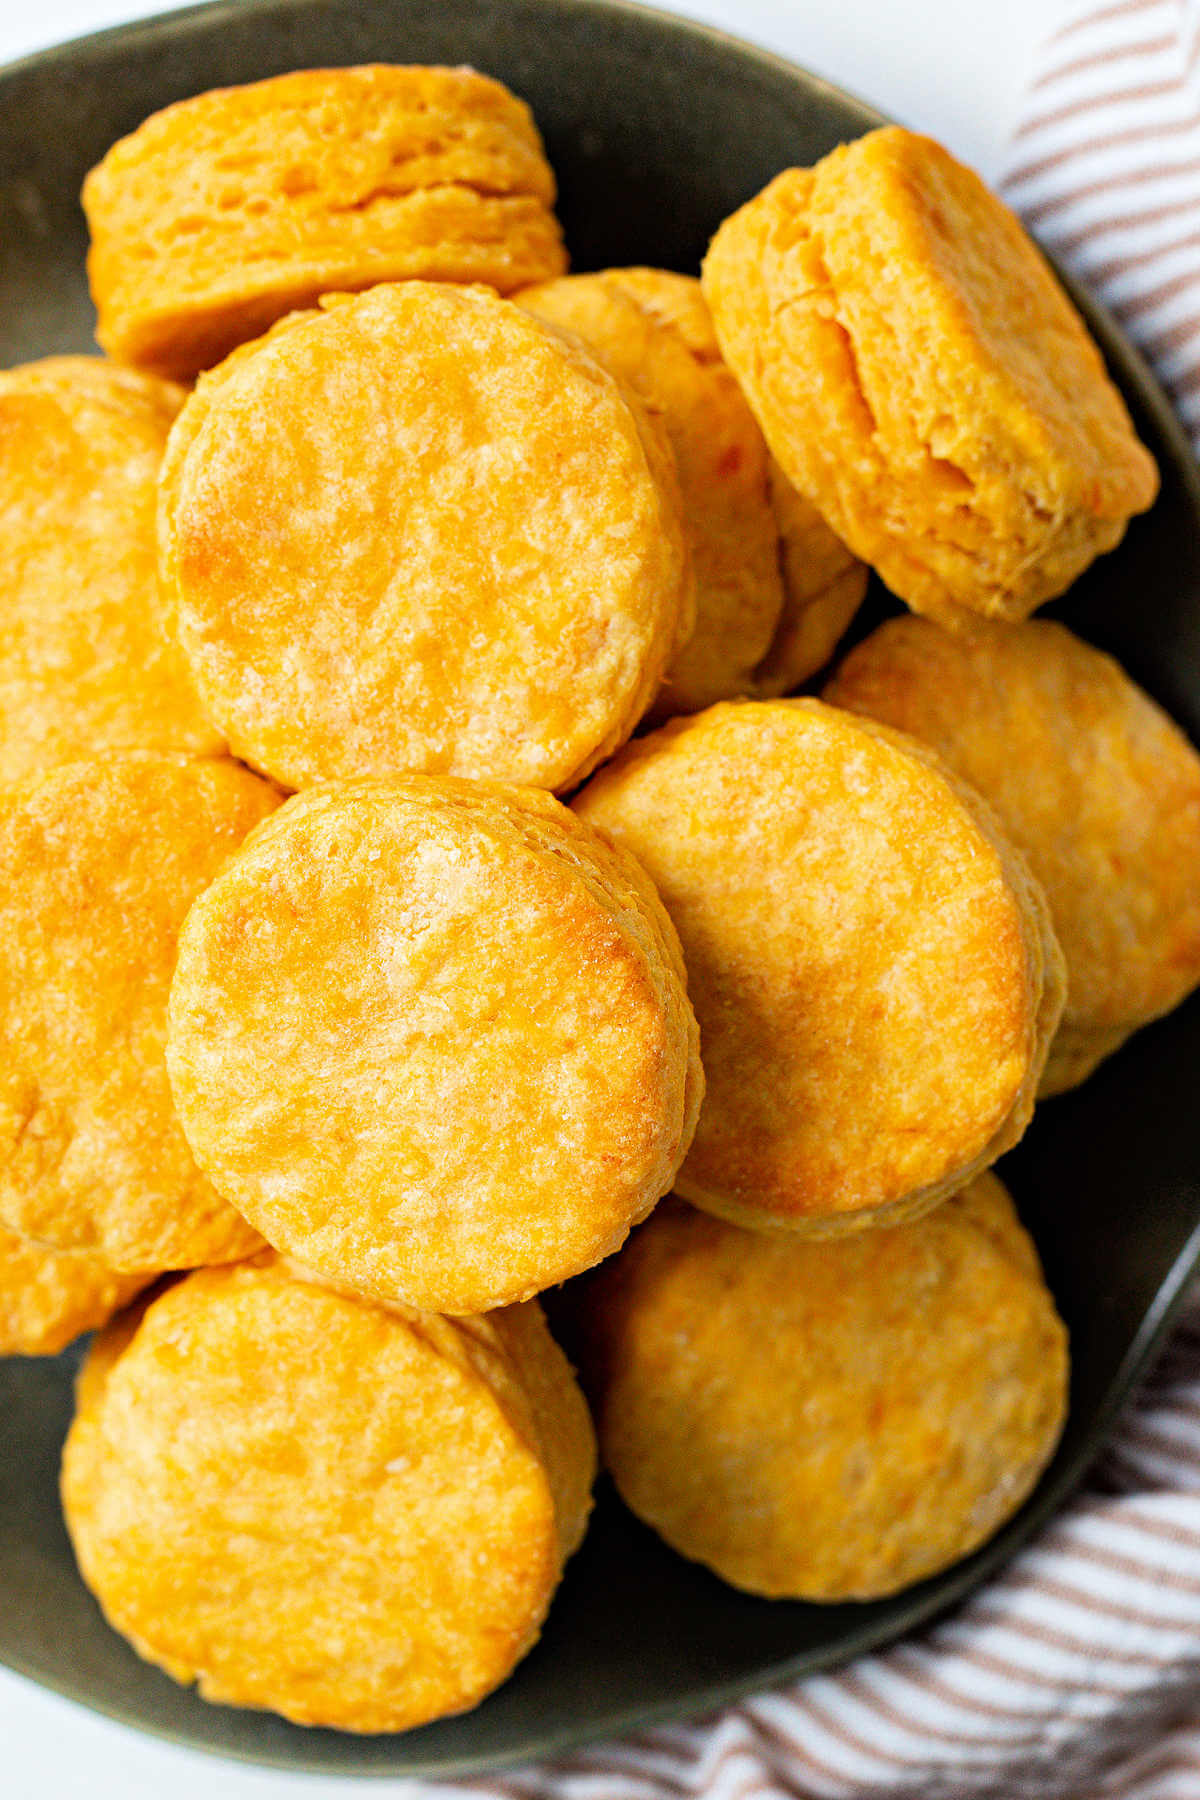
[
  {"x1": 83, "y1": 65, "x2": 567, "y2": 381},
  {"x1": 0, "y1": 1228, "x2": 153, "y2": 1357},
  {"x1": 0, "y1": 357, "x2": 220, "y2": 783},
  {"x1": 0, "y1": 753, "x2": 278, "y2": 1270},
  {"x1": 825, "y1": 615, "x2": 1200, "y2": 1093},
  {"x1": 702, "y1": 127, "x2": 1158, "y2": 626},
  {"x1": 62, "y1": 1256, "x2": 595, "y2": 1731},
  {"x1": 574, "y1": 699, "x2": 1064, "y2": 1233},
  {"x1": 158, "y1": 281, "x2": 692, "y2": 792},
  {"x1": 167, "y1": 775, "x2": 703, "y2": 1314},
  {"x1": 575, "y1": 1176, "x2": 1067, "y2": 1600},
  {"x1": 518, "y1": 268, "x2": 864, "y2": 714}
]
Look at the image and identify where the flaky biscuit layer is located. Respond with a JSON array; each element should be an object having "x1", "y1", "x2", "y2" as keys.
[
  {"x1": 519, "y1": 267, "x2": 864, "y2": 714},
  {"x1": 702, "y1": 128, "x2": 1158, "y2": 625},
  {"x1": 83, "y1": 65, "x2": 567, "y2": 380}
]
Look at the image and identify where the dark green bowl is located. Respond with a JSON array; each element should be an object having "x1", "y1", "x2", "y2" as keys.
[{"x1": 2, "y1": 0, "x2": 1199, "y2": 1777}]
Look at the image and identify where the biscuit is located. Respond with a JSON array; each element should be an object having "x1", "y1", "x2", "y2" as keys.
[
  {"x1": 825, "y1": 615, "x2": 1200, "y2": 1093},
  {"x1": 0, "y1": 753, "x2": 278, "y2": 1270},
  {"x1": 0, "y1": 1228, "x2": 153, "y2": 1357},
  {"x1": 0, "y1": 357, "x2": 220, "y2": 784},
  {"x1": 702, "y1": 127, "x2": 1159, "y2": 626},
  {"x1": 575, "y1": 1175, "x2": 1067, "y2": 1600},
  {"x1": 574, "y1": 699, "x2": 1064, "y2": 1233},
  {"x1": 62, "y1": 1256, "x2": 595, "y2": 1731},
  {"x1": 517, "y1": 268, "x2": 863, "y2": 714},
  {"x1": 83, "y1": 65, "x2": 567, "y2": 381},
  {"x1": 167, "y1": 775, "x2": 703, "y2": 1314},
  {"x1": 158, "y1": 281, "x2": 692, "y2": 792}
]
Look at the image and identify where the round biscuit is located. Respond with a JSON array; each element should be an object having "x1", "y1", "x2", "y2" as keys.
[
  {"x1": 576, "y1": 1175, "x2": 1068, "y2": 1600},
  {"x1": 518, "y1": 268, "x2": 864, "y2": 714},
  {"x1": 62, "y1": 1257, "x2": 594, "y2": 1731},
  {"x1": 574, "y1": 698, "x2": 1064, "y2": 1233},
  {"x1": 158, "y1": 281, "x2": 692, "y2": 792},
  {"x1": 166, "y1": 775, "x2": 703, "y2": 1313}
]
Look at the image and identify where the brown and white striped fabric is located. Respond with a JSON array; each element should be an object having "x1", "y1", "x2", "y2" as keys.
[
  {"x1": 422, "y1": 9, "x2": 1200, "y2": 1795},
  {"x1": 1004, "y1": 0, "x2": 1200, "y2": 448}
]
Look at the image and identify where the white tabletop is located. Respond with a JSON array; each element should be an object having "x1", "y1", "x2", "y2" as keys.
[{"x1": 0, "y1": 0, "x2": 1065, "y2": 1792}]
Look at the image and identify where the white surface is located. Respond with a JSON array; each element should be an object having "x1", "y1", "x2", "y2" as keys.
[{"x1": 0, "y1": 0, "x2": 1064, "y2": 1793}]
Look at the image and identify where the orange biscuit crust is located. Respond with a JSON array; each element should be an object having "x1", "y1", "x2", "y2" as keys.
[
  {"x1": 577, "y1": 1176, "x2": 1067, "y2": 1600},
  {"x1": 158, "y1": 282, "x2": 692, "y2": 792},
  {"x1": 575, "y1": 699, "x2": 1064, "y2": 1233},
  {"x1": 62, "y1": 1258, "x2": 595, "y2": 1732},
  {"x1": 0, "y1": 357, "x2": 220, "y2": 783},
  {"x1": 167, "y1": 775, "x2": 703, "y2": 1314},
  {"x1": 0, "y1": 753, "x2": 279, "y2": 1270},
  {"x1": 702, "y1": 128, "x2": 1158, "y2": 626},
  {"x1": 83, "y1": 65, "x2": 567, "y2": 380},
  {"x1": 826, "y1": 615, "x2": 1200, "y2": 1092},
  {"x1": 0, "y1": 1227, "x2": 153, "y2": 1357}
]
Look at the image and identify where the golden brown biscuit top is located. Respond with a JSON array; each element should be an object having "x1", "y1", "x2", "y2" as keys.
[
  {"x1": 85, "y1": 64, "x2": 557, "y2": 211},
  {"x1": 578, "y1": 1174, "x2": 1067, "y2": 1600},
  {"x1": 825, "y1": 615, "x2": 1200, "y2": 1038},
  {"x1": 62, "y1": 1258, "x2": 594, "y2": 1732},
  {"x1": 167, "y1": 775, "x2": 702, "y2": 1314},
  {"x1": 158, "y1": 281, "x2": 691, "y2": 791},
  {"x1": 0, "y1": 356, "x2": 220, "y2": 783},
  {"x1": 0, "y1": 752, "x2": 277, "y2": 1270},
  {"x1": 575, "y1": 698, "x2": 1063, "y2": 1229}
]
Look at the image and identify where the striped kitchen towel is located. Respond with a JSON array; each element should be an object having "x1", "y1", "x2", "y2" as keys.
[
  {"x1": 422, "y1": 7, "x2": 1200, "y2": 1796},
  {"x1": 1004, "y1": 0, "x2": 1200, "y2": 450}
]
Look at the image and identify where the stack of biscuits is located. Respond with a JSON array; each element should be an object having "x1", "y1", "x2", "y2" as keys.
[{"x1": 1, "y1": 62, "x2": 1196, "y2": 1736}]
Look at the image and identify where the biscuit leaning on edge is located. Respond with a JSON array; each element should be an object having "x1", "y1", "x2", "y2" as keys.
[
  {"x1": 825, "y1": 615, "x2": 1200, "y2": 1092},
  {"x1": 0, "y1": 357, "x2": 220, "y2": 783},
  {"x1": 702, "y1": 126, "x2": 1158, "y2": 626},
  {"x1": 0, "y1": 753, "x2": 278, "y2": 1271},
  {"x1": 83, "y1": 65, "x2": 568, "y2": 381},
  {"x1": 574, "y1": 1176, "x2": 1068, "y2": 1601},
  {"x1": 62, "y1": 1256, "x2": 595, "y2": 1731},
  {"x1": 574, "y1": 699, "x2": 1064, "y2": 1235},
  {"x1": 167, "y1": 775, "x2": 703, "y2": 1314},
  {"x1": 158, "y1": 281, "x2": 693, "y2": 792}
]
